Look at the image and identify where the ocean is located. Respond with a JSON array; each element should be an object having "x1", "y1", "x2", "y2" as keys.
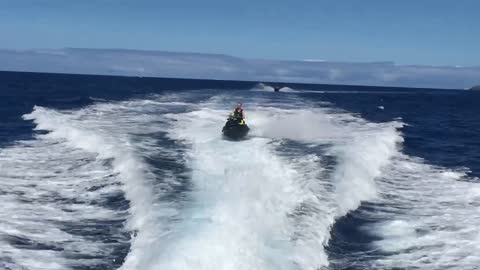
[{"x1": 1, "y1": 71, "x2": 479, "y2": 270}]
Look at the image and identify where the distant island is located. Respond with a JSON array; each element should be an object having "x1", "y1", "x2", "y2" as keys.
[
  {"x1": 1, "y1": 48, "x2": 480, "y2": 90},
  {"x1": 470, "y1": 85, "x2": 480, "y2": 91}
]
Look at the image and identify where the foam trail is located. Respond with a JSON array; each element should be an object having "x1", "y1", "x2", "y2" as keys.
[
  {"x1": 151, "y1": 99, "x2": 402, "y2": 269},
  {"x1": 330, "y1": 126, "x2": 402, "y2": 217},
  {"x1": 152, "y1": 109, "x2": 306, "y2": 269},
  {"x1": 22, "y1": 102, "x2": 183, "y2": 270},
  {"x1": 0, "y1": 123, "x2": 129, "y2": 268},
  {"x1": 364, "y1": 154, "x2": 480, "y2": 269},
  {"x1": 247, "y1": 106, "x2": 403, "y2": 215},
  {"x1": 248, "y1": 106, "x2": 403, "y2": 267},
  {"x1": 24, "y1": 106, "x2": 156, "y2": 231},
  {"x1": 20, "y1": 94, "x2": 404, "y2": 270},
  {"x1": 247, "y1": 107, "x2": 343, "y2": 141}
]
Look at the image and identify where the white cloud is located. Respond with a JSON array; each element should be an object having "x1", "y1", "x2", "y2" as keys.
[{"x1": 0, "y1": 48, "x2": 478, "y2": 89}]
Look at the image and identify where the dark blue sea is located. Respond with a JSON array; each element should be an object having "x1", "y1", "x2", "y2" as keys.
[{"x1": 1, "y1": 71, "x2": 479, "y2": 270}]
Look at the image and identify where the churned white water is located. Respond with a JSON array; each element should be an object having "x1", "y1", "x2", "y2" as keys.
[{"x1": 2, "y1": 89, "x2": 475, "y2": 270}]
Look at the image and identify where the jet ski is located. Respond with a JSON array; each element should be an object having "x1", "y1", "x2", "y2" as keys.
[{"x1": 222, "y1": 114, "x2": 249, "y2": 140}]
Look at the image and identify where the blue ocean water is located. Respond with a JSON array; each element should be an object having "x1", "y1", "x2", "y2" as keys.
[{"x1": 1, "y1": 71, "x2": 479, "y2": 270}]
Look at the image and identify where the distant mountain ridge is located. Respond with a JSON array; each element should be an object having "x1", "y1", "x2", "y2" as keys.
[
  {"x1": 470, "y1": 85, "x2": 480, "y2": 91},
  {"x1": 0, "y1": 48, "x2": 479, "y2": 89}
]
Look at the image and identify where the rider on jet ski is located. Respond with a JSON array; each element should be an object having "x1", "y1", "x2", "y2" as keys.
[
  {"x1": 222, "y1": 102, "x2": 249, "y2": 139},
  {"x1": 231, "y1": 102, "x2": 246, "y2": 125}
]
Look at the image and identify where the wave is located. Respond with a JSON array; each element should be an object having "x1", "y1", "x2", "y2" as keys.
[
  {"x1": 246, "y1": 105, "x2": 404, "y2": 216},
  {"x1": 0, "y1": 140, "x2": 125, "y2": 269},
  {"x1": 15, "y1": 92, "x2": 406, "y2": 270},
  {"x1": 24, "y1": 106, "x2": 158, "y2": 231},
  {"x1": 22, "y1": 100, "x2": 188, "y2": 270},
  {"x1": 153, "y1": 99, "x2": 402, "y2": 269},
  {"x1": 363, "y1": 154, "x2": 480, "y2": 269},
  {"x1": 253, "y1": 83, "x2": 297, "y2": 93},
  {"x1": 0, "y1": 122, "x2": 129, "y2": 268}
]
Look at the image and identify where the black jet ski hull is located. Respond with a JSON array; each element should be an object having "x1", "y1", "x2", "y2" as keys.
[{"x1": 222, "y1": 121, "x2": 249, "y2": 140}]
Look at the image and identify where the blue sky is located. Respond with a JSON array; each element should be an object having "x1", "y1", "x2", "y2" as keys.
[{"x1": 0, "y1": 0, "x2": 478, "y2": 66}]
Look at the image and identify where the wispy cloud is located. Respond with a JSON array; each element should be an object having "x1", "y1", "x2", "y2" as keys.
[{"x1": 0, "y1": 48, "x2": 478, "y2": 89}]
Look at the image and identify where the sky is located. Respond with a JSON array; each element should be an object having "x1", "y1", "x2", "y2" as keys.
[{"x1": 0, "y1": 0, "x2": 478, "y2": 66}]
